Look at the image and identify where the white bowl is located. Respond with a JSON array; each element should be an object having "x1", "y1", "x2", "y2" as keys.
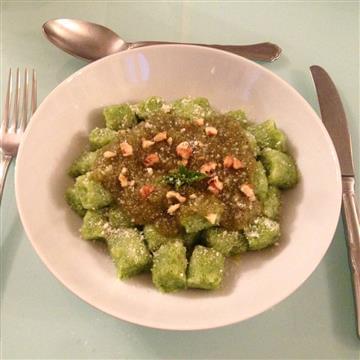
[{"x1": 15, "y1": 45, "x2": 341, "y2": 330}]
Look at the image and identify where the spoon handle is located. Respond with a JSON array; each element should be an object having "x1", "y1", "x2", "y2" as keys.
[{"x1": 128, "y1": 41, "x2": 281, "y2": 62}]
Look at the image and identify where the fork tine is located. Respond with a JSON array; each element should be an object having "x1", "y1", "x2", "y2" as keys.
[
  {"x1": 31, "y1": 69, "x2": 37, "y2": 115},
  {"x1": 12, "y1": 68, "x2": 20, "y2": 130},
  {"x1": 20, "y1": 68, "x2": 29, "y2": 131},
  {"x1": 2, "y1": 69, "x2": 12, "y2": 132}
]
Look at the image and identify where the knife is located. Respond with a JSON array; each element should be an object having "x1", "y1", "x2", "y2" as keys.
[{"x1": 310, "y1": 65, "x2": 360, "y2": 337}]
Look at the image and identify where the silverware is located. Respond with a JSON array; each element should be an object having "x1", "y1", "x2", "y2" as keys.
[
  {"x1": 42, "y1": 18, "x2": 282, "y2": 63},
  {"x1": 310, "y1": 65, "x2": 360, "y2": 337},
  {"x1": 0, "y1": 69, "x2": 37, "y2": 203}
]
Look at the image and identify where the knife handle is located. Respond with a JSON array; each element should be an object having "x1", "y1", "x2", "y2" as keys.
[{"x1": 342, "y1": 177, "x2": 360, "y2": 338}]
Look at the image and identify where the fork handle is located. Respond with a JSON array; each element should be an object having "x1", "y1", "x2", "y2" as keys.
[{"x1": 0, "y1": 154, "x2": 13, "y2": 203}]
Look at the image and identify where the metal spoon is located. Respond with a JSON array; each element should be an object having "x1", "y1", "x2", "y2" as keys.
[{"x1": 42, "y1": 19, "x2": 282, "y2": 62}]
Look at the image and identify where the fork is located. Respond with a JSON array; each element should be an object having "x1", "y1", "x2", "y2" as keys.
[{"x1": 0, "y1": 68, "x2": 37, "y2": 203}]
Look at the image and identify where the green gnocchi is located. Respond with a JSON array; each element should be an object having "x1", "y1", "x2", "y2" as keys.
[{"x1": 65, "y1": 96, "x2": 299, "y2": 293}]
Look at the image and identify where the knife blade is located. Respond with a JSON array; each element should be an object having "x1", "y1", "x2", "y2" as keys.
[
  {"x1": 310, "y1": 66, "x2": 355, "y2": 176},
  {"x1": 310, "y1": 65, "x2": 360, "y2": 338}
]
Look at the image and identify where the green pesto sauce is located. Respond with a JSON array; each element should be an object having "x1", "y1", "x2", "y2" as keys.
[{"x1": 92, "y1": 113, "x2": 261, "y2": 236}]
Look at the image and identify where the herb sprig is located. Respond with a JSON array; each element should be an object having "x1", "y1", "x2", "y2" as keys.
[{"x1": 164, "y1": 166, "x2": 208, "y2": 189}]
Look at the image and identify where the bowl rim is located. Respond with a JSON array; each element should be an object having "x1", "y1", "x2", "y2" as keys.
[{"x1": 15, "y1": 44, "x2": 342, "y2": 330}]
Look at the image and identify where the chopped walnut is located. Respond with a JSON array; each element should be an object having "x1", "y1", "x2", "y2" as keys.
[
  {"x1": 139, "y1": 184, "x2": 155, "y2": 199},
  {"x1": 153, "y1": 131, "x2": 167, "y2": 142},
  {"x1": 189, "y1": 194, "x2": 197, "y2": 199},
  {"x1": 223, "y1": 155, "x2": 244, "y2": 170},
  {"x1": 208, "y1": 184, "x2": 219, "y2": 194},
  {"x1": 167, "y1": 137, "x2": 173, "y2": 145},
  {"x1": 205, "y1": 126, "x2": 218, "y2": 136},
  {"x1": 167, "y1": 203, "x2": 181, "y2": 215},
  {"x1": 176, "y1": 141, "x2": 192, "y2": 160},
  {"x1": 233, "y1": 157, "x2": 244, "y2": 169},
  {"x1": 194, "y1": 118, "x2": 204, "y2": 126},
  {"x1": 144, "y1": 153, "x2": 160, "y2": 166},
  {"x1": 142, "y1": 138, "x2": 155, "y2": 149},
  {"x1": 207, "y1": 176, "x2": 223, "y2": 194},
  {"x1": 129, "y1": 180, "x2": 135, "y2": 187},
  {"x1": 200, "y1": 161, "x2": 217, "y2": 175},
  {"x1": 103, "y1": 151, "x2": 116, "y2": 159},
  {"x1": 205, "y1": 213, "x2": 218, "y2": 224},
  {"x1": 121, "y1": 167, "x2": 128, "y2": 175},
  {"x1": 146, "y1": 167, "x2": 154, "y2": 175},
  {"x1": 118, "y1": 174, "x2": 129, "y2": 187},
  {"x1": 166, "y1": 191, "x2": 186, "y2": 203},
  {"x1": 240, "y1": 184, "x2": 256, "y2": 201},
  {"x1": 223, "y1": 155, "x2": 234, "y2": 168},
  {"x1": 120, "y1": 141, "x2": 133, "y2": 157}
]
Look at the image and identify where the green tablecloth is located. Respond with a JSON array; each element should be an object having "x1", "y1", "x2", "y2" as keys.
[{"x1": 1, "y1": 1, "x2": 359, "y2": 358}]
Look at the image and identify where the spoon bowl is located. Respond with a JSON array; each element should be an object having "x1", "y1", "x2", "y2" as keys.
[{"x1": 43, "y1": 19, "x2": 128, "y2": 60}]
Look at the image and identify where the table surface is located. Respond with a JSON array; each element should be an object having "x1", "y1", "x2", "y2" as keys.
[{"x1": 1, "y1": 1, "x2": 359, "y2": 359}]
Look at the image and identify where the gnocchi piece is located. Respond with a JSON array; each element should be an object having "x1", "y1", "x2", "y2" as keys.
[
  {"x1": 187, "y1": 246, "x2": 225, "y2": 290},
  {"x1": 135, "y1": 96, "x2": 165, "y2": 119},
  {"x1": 151, "y1": 241, "x2": 187, "y2": 292},
  {"x1": 103, "y1": 104, "x2": 137, "y2": 130},
  {"x1": 107, "y1": 228, "x2": 151, "y2": 279},
  {"x1": 261, "y1": 148, "x2": 299, "y2": 189},
  {"x1": 252, "y1": 161, "x2": 269, "y2": 201},
  {"x1": 172, "y1": 97, "x2": 214, "y2": 119},
  {"x1": 68, "y1": 150, "x2": 99, "y2": 178},
  {"x1": 203, "y1": 228, "x2": 248, "y2": 256},
  {"x1": 74, "y1": 174, "x2": 113, "y2": 210},
  {"x1": 80, "y1": 210, "x2": 109, "y2": 241},
  {"x1": 65, "y1": 186, "x2": 86, "y2": 217},
  {"x1": 244, "y1": 216, "x2": 280, "y2": 250},
  {"x1": 248, "y1": 119, "x2": 287, "y2": 152},
  {"x1": 262, "y1": 186, "x2": 281, "y2": 220},
  {"x1": 89, "y1": 127, "x2": 117, "y2": 150}
]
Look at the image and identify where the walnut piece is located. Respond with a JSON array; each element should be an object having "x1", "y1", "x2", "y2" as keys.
[
  {"x1": 139, "y1": 184, "x2": 155, "y2": 199},
  {"x1": 120, "y1": 141, "x2": 133, "y2": 157},
  {"x1": 166, "y1": 191, "x2": 186, "y2": 203},
  {"x1": 223, "y1": 155, "x2": 234, "y2": 168},
  {"x1": 194, "y1": 118, "x2": 204, "y2": 126},
  {"x1": 176, "y1": 141, "x2": 193, "y2": 160},
  {"x1": 240, "y1": 184, "x2": 256, "y2": 201},
  {"x1": 142, "y1": 138, "x2": 155, "y2": 149},
  {"x1": 200, "y1": 161, "x2": 217, "y2": 175},
  {"x1": 167, "y1": 203, "x2": 181, "y2": 215},
  {"x1": 144, "y1": 153, "x2": 160, "y2": 166},
  {"x1": 223, "y1": 155, "x2": 244, "y2": 170},
  {"x1": 153, "y1": 131, "x2": 167, "y2": 142},
  {"x1": 205, "y1": 213, "x2": 218, "y2": 224},
  {"x1": 205, "y1": 126, "x2": 218, "y2": 136},
  {"x1": 118, "y1": 174, "x2": 129, "y2": 187},
  {"x1": 207, "y1": 176, "x2": 223, "y2": 194},
  {"x1": 103, "y1": 151, "x2": 116, "y2": 158},
  {"x1": 233, "y1": 157, "x2": 244, "y2": 169}
]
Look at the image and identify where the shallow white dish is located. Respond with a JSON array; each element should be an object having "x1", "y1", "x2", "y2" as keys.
[{"x1": 16, "y1": 45, "x2": 341, "y2": 330}]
